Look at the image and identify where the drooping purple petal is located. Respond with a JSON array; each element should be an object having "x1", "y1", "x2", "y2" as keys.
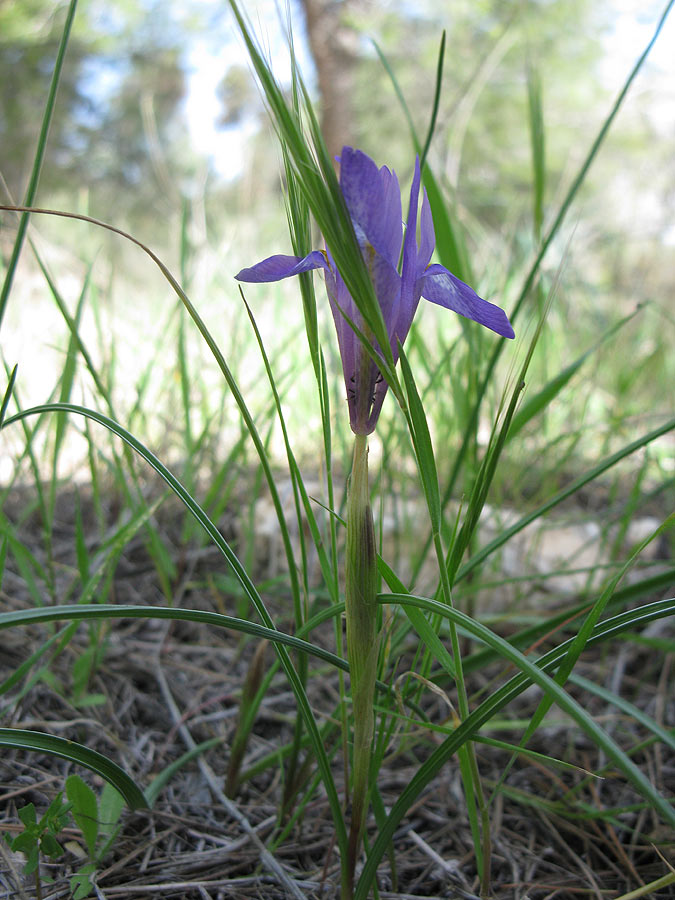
[
  {"x1": 235, "y1": 251, "x2": 328, "y2": 283},
  {"x1": 420, "y1": 264, "x2": 515, "y2": 338},
  {"x1": 340, "y1": 147, "x2": 402, "y2": 268},
  {"x1": 324, "y1": 254, "x2": 357, "y2": 380}
]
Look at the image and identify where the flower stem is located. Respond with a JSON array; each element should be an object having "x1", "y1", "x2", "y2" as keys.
[{"x1": 344, "y1": 433, "x2": 379, "y2": 897}]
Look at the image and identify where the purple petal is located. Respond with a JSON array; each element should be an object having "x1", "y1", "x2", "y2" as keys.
[
  {"x1": 339, "y1": 147, "x2": 402, "y2": 268},
  {"x1": 325, "y1": 256, "x2": 398, "y2": 435},
  {"x1": 391, "y1": 157, "x2": 425, "y2": 351},
  {"x1": 421, "y1": 264, "x2": 515, "y2": 338},
  {"x1": 325, "y1": 262, "x2": 358, "y2": 382},
  {"x1": 365, "y1": 375, "x2": 390, "y2": 434},
  {"x1": 235, "y1": 251, "x2": 328, "y2": 283},
  {"x1": 400, "y1": 156, "x2": 422, "y2": 300},
  {"x1": 366, "y1": 251, "x2": 402, "y2": 341}
]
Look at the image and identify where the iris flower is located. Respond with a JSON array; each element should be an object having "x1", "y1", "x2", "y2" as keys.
[{"x1": 236, "y1": 147, "x2": 514, "y2": 434}]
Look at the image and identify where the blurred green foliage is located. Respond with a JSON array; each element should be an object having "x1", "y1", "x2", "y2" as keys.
[{"x1": 1, "y1": 0, "x2": 673, "y2": 427}]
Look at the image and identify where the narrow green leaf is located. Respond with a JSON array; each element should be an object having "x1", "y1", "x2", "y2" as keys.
[
  {"x1": 145, "y1": 737, "x2": 223, "y2": 809},
  {"x1": 431, "y1": 1, "x2": 675, "y2": 566},
  {"x1": 0, "y1": 603, "x2": 351, "y2": 673},
  {"x1": 570, "y1": 672, "x2": 675, "y2": 754},
  {"x1": 491, "y1": 513, "x2": 674, "y2": 801},
  {"x1": 0, "y1": 0, "x2": 78, "y2": 329},
  {"x1": 459, "y1": 415, "x2": 675, "y2": 583},
  {"x1": 0, "y1": 534, "x2": 7, "y2": 589},
  {"x1": 398, "y1": 344, "x2": 441, "y2": 533},
  {"x1": 74, "y1": 494, "x2": 89, "y2": 584},
  {"x1": 354, "y1": 594, "x2": 675, "y2": 898},
  {"x1": 0, "y1": 730, "x2": 146, "y2": 809},
  {"x1": 0, "y1": 365, "x2": 18, "y2": 426},
  {"x1": 372, "y1": 38, "x2": 472, "y2": 283},
  {"x1": 53, "y1": 270, "x2": 90, "y2": 469},
  {"x1": 535, "y1": 515, "x2": 673, "y2": 720},
  {"x1": 78, "y1": 494, "x2": 164, "y2": 606},
  {"x1": 460, "y1": 568, "x2": 675, "y2": 676},
  {"x1": 0, "y1": 627, "x2": 62, "y2": 700},
  {"x1": 404, "y1": 605, "x2": 456, "y2": 679},
  {"x1": 1, "y1": 523, "x2": 47, "y2": 607},
  {"x1": 419, "y1": 30, "x2": 446, "y2": 171},
  {"x1": 526, "y1": 62, "x2": 546, "y2": 242},
  {"x1": 508, "y1": 305, "x2": 642, "y2": 439},
  {"x1": 613, "y1": 871, "x2": 675, "y2": 900}
]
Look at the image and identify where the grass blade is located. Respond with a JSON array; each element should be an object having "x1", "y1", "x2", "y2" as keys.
[
  {"x1": 458, "y1": 415, "x2": 675, "y2": 583},
  {"x1": 527, "y1": 62, "x2": 546, "y2": 242},
  {"x1": 0, "y1": 0, "x2": 78, "y2": 329},
  {"x1": 354, "y1": 594, "x2": 675, "y2": 897},
  {"x1": 0, "y1": 728, "x2": 146, "y2": 809}
]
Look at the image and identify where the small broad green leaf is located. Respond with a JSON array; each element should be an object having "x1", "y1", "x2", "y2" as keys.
[
  {"x1": 97, "y1": 782, "x2": 125, "y2": 860},
  {"x1": 18, "y1": 803, "x2": 37, "y2": 827},
  {"x1": 40, "y1": 831, "x2": 64, "y2": 859},
  {"x1": 66, "y1": 775, "x2": 99, "y2": 858},
  {"x1": 12, "y1": 831, "x2": 37, "y2": 853},
  {"x1": 46, "y1": 794, "x2": 72, "y2": 832},
  {"x1": 71, "y1": 864, "x2": 96, "y2": 900},
  {"x1": 23, "y1": 844, "x2": 40, "y2": 874}
]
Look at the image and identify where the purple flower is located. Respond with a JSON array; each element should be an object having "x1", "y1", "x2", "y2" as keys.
[{"x1": 236, "y1": 147, "x2": 514, "y2": 434}]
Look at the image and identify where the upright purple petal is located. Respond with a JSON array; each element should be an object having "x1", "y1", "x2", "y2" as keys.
[
  {"x1": 235, "y1": 251, "x2": 328, "y2": 283},
  {"x1": 420, "y1": 264, "x2": 515, "y2": 338},
  {"x1": 400, "y1": 156, "x2": 422, "y2": 302},
  {"x1": 363, "y1": 248, "x2": 401, "y2": 339},
  {"x1": 340, "y1": 147, "x2": 402, "y2": 268},
  {"x1": 386, "y1": 156, "x2": 424, "y2": 354}
]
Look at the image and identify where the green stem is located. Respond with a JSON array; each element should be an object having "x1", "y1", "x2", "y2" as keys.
[{"x1": 344, "y1": 433, "x2": 379, "y2": 898}]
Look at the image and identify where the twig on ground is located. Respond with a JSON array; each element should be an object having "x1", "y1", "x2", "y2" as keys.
[{"x1": 153, "y1": 644, "x2": 307, "y2": 900}]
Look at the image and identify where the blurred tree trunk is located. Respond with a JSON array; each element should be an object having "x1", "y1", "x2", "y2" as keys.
[{"x1": 299, "y1": 0, "x2": 357, "y2": 160}]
